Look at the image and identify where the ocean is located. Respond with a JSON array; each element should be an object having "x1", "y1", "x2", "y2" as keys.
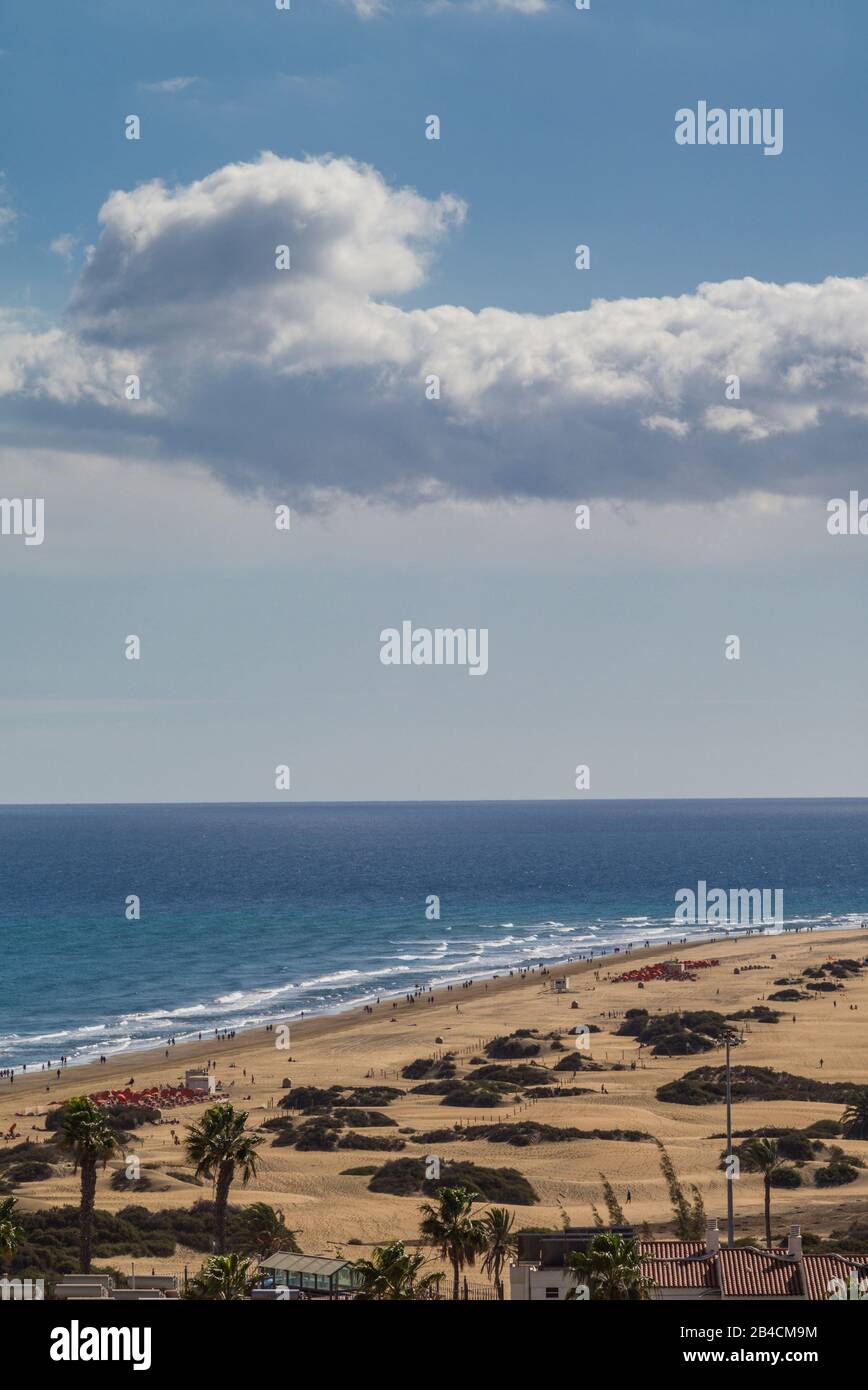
[{"x1": 1, "y1": 798, "x2": 866, "y2": 1070}]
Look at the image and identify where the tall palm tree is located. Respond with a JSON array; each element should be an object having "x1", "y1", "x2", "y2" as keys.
[
  {"x1": 185, "y1": 1104, "x2": 263, "y2": 1254},
  {"x1": 419, "y1": 1186, "x2": 486, "y2": 1301},
  {"x1": 0, "y1": 1196, "x2": 23, "y2": 1267},
  {"x1": 56, "y1": 1097, "x2": 119, "y2": 1273},
  {"x1": 242, "y1": 1202, "x2": 301, "y2": 1262},
  {"x1": 353, "y1": 1240, "x2": 443, "y2": 1300},
  {"x1": 841, "y1": 1090, "x2": 868, "y2": 1141},
  {"x1": 189, "y1": 1252, "x2": 255, "y2": 1300},
  {"x1": 480, "y1": 1206, "x2": 517, "y2": 1300},
  {"x1": 740, "y1": 1137, "x2": 791, "y2": 1250},
  {"x1": 565, "y1": 1232, "x2": 653, "y2": 1301}
]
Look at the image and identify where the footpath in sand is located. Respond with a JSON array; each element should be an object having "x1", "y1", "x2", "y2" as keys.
[{"x1": 2, "y1": 930, "x2": 867, "y2": 1274}]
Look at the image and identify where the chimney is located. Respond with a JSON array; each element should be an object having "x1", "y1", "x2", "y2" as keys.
[
  {"x1": 705, "y1": 1219, "x2": 720, "y2": 1254},
  {"x1": 787, "y1": 1224, "x2": 802, "y2": 1259}
]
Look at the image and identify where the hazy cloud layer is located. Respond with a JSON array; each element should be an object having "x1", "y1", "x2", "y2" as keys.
[
  {"x1": 140, "y1": 76, "x2": 200, "y2": 94},
  {"x1": 0, "y1": 173, "x2": 17, "y2": 242},
  {"x1": 3, "y1": 153, "x2": 868, "y2": 506},
  {"x1": 346, "y1": 0, "x2": 552, "y2": 15}
]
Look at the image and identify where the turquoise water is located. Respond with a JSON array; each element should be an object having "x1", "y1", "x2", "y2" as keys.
[{"x1": 1, "y1": 799, "x2": 866, "y2": 1069}]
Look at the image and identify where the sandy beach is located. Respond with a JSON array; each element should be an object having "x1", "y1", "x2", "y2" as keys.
[{"x1": 3, "y1": 929, "x2": 867, "y2": 1278}]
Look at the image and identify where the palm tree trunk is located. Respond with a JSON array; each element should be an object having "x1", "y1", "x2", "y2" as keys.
[
  {"x1": 79, "y1": 1157, "x2": 97, "y2": 1273},
  {"x1": 764, "y1": 1176, "x2": 772, "y2": 1250},
  {"x1": 214, "y1": 1166, "x2": 233, "y2": 1255},
  {"x1": 451, "y1": 1254, "x2": 460, "y2": 1301}
]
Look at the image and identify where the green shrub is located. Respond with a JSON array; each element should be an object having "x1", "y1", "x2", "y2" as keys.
[
  {"x1": 279, "y1": 1084, "x2": 403, "y2": 1112},
  {"x1": 4, "y1": 1201, "x2": 259, "y2": 1280},
  {"x1": 553, "y1": 1054, "x2": 604, "y2": 1073},
  {"x1": 769, "y1": 1167, "x2": 802, "y2": 1188},
  {"x1": 413, "y1": 1122, "x2": 651, "y2": 1148},
  {"x1": 815, "y1": 1161, "x2": 860, "y2": 1188},
  {"x1": 618, "y1": 1010, "x2": 737, "y2": 1056},
  {"x1": 440, "y1": 1083, "x2": 510, "y2": 1108},
  {"x1": 804, "y1": 1119, "x2": 843, "y2": 1138},
  {"x1": 466, "y1": 1064, "x2": 550, "y2": 1085},
  {"x1": 109, "y1": 1171, "x2": 154, "y2": 1192},
  {"x1": 401, "y1": 1057, "x2": 457, "y2": 1080},
  {"x1": 335, "y1": 1132, "x2": 405, "y2": 1152},
  {"x1": 658, "y1": 1066, "x2": 863, "y2": 1107},
  {"x1": 5, "y1": 1161, "x2": 53, "y2": 1183},
  {"x1": 367, "y1": 1157, "x2": 539, "y2": 1204},
  {"x1": 485, "y1": 1033, "x2": 541, "y2": 1060},
  {"x1": 331, "y1": 1109, "x2": 397, "y2": 1127},
  {"x1": 726, "y1": 1007, "x2": 781, "y2": 1024}
]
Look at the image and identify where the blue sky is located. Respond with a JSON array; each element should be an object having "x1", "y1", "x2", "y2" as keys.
[
  {"x1": 2, "y1": 0, "x2": 868, "y2": 801},
  {"x1": 3, "y1": 0, "x2": 866, "y2": 314}
]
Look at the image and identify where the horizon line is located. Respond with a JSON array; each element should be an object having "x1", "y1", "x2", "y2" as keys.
[{"x1": 1, "y1": 795, "x2": 867, "y2": 809}]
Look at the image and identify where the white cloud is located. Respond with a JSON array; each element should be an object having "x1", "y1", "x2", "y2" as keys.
[
  {"x1": 0, "y1": 173, "x2": 17, "y2": 242},
  {"x1": 642, "y1": 414, "x2": 690, "y2": 439},
  {"x1": 3, "y1": 154, "x2": 868, "y2": 507},
  {"x1": 49, "y1": 233, "x2": 79, "y2": 265},
  {"x1": 141, "y1": 76, "x2": 199, "y2": 94},
  {"x1": 464, "y1": 0, "x2": 552, "y2": 10},
  {"x1": 346, "y1": 0, "x2": 551, "y2": 14}
]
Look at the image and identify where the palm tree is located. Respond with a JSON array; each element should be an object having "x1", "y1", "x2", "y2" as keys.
[
  {"x1": 842, "y1": 1090, "x2": 868, "y2": 1141},
  {"x1": 480, "y1": 1206, "x2": 517, "y2": 1300},
  {"x1": 185, "y1": 1104, "x2": 263, "y2": 1255},
  {"x1": 56, "y1": 1097, "x2": 119, "y2": 1273},
  {"x1": 189, "y1": 1252, "x2": 255, "y2": 1300},
  {"x1": 565, "y1": 1232, "x2": 653, "y2": 1301},
  {"x1": 740, "y1": 1137, "x2": 791, "y2": 1250},
  {"x1": 0, "y1": 1196, "x2": 23, "y2": 1266},
  {"x1": 419, "y1": 1186, "x2": 486, "y2": 1301},
  {"x1": 353, "y1": 1240, "x2": 443, "y2": 1300},
  {"x1": 241, "y1": 1202, "x2": 301, "y2": 1262}
]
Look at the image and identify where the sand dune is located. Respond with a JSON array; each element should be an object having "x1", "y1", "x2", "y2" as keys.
[{"x1": 3, "y1": 929, "x2": 867, "y2": 1276}]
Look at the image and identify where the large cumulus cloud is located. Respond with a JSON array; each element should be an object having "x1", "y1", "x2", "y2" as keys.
[{"x1": 3, "y1": 152, "x2": 868, "y2": 505}]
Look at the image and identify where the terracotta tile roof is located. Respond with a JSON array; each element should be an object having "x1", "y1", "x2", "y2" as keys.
[
  {"x1": 521, "y1": 1235, "x2": 868, "y2": 1300},
  {"x1": 642, "y1": 1256, "x2": 718, "y2": 1289},
  {"x1": 638, "y1": 1244, "x2": 803, "y2": 1297},
  {"x1": 801, "y1": 1253, "x2": 868, "y2": 1301},
  {"x1": 716, "y1": 1249, "x2": 802, "y2": 1297}
]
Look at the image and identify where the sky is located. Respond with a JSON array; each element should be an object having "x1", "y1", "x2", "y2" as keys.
[{"x1": 1, "y1": 0, "x2": 868, "y2": 802}]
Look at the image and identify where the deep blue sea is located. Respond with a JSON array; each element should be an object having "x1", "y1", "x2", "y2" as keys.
[{"x1": 1, "y1": 799, "x2": 867, "y2": 1070}]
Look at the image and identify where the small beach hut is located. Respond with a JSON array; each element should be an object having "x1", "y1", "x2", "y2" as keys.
[{"x1": 257, "y1": 1253, "x2": 361, "y2": 1298}]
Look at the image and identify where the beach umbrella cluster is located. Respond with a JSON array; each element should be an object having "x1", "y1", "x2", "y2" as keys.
[
  {"x1": 87, "y1": 1085, "x2": 201, "y2": 1111},
  {"x1": 610, "y1": 958, "x2": 720, "y2": 985}
]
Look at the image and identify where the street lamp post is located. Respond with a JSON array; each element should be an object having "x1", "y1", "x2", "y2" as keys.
[{"x1": 725, "y1": 1037, "x2": 735, "y2": 1247}]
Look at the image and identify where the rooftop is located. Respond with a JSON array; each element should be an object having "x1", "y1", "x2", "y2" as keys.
[{"x1": 259, "y1": 1254, "x2": 355, "y2": 1278}]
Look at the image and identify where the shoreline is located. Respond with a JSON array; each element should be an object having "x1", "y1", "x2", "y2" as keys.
[
  {"x1": 4, "y1": 924, "x2": 863, "y2": 1106},
  {"x1": 4, "y1": 925, "x2": 867, "y2": 1263},
  {"x1": 1, "y1": 917, "x2": 862, "y2": 1078}
]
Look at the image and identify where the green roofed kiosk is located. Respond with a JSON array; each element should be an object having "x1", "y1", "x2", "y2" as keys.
[{"x1": 258, "y1": 1253, "x2": 361, "y2": 1298}]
